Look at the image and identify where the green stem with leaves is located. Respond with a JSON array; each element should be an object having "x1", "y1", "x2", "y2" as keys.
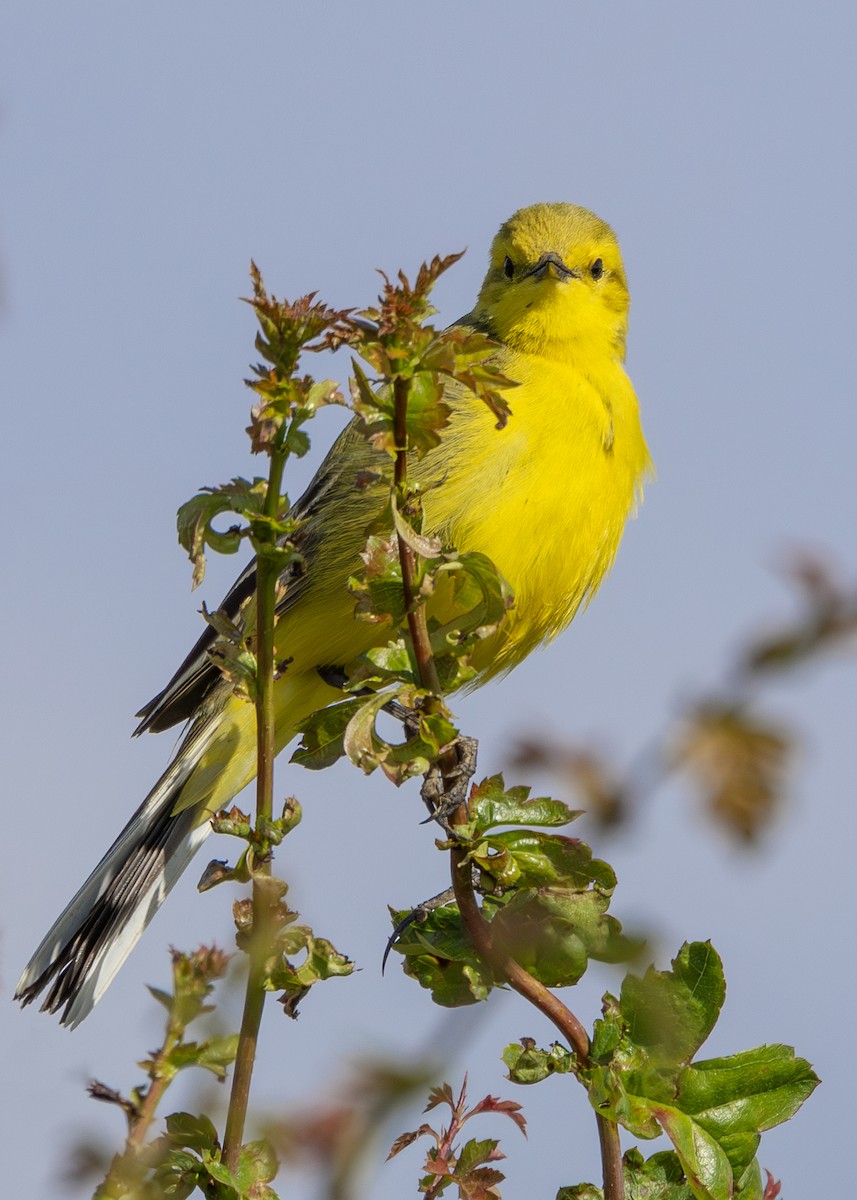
[{"x1": 222, "y1": 439, "x2": 288, "y2": 1172}]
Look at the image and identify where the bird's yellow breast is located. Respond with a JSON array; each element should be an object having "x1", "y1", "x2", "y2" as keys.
[{"x1": 419, "y1": 347, "x2": 651, "y2": 676}]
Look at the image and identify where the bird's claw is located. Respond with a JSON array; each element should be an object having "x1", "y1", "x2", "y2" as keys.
[{"x1": 420, "y1": 735, "x2": 479, "y2": 831}]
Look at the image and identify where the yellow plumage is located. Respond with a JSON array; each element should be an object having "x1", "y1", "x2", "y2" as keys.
[{"x1": 17, "y1": 202, "x2": 651, "y2": 1024}]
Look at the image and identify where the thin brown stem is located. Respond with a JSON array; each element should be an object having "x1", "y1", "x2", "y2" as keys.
[
  {"x1": 93, "y1": 1027, "x2": 181, "y2": 1196},
  {"x1": 597, "y1": 1111, "x2": 625, "y2": 1200},
  {"x1": 449, "y1": 840, "x2": 590, "y2": 1061},
  {"x1": 222, "y1": 907, "x2": 269, "y2": 1169},
  {"x1": 393, "y1": 376, "x2": 442, "y2": 697},
  {"x1": 126, "y1": 1069, "x2": 173, "y2": 1152}
]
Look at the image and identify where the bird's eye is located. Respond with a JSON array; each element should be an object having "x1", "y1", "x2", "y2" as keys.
[
  {"x1": 503, "y1": 255, "x2": 514, "y2": 280},
  {"x1": 590, "y1": 258, "x2": 604, "y2": 280}
]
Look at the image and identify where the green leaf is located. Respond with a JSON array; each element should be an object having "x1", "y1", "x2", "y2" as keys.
[
  {"x1": 465, "y1": 774, "x2": 580, "y2": 835},
  {"x1": 176, "y1": 480, "x2": 261, "y2": 588},
  {"x1": 332, "y1": 686, "x2": 454, "y2": 785},
  {"x1": 676, "y1": 1045, "x2": 819, "y2": 1176},
  {"x1": 428, "y1": 551, "x2": 513, "y2": 653},
  {"x1": 195, "y1": 1034, "x2": 240, "y2": 1078},
  {"x1": 150, "y1": 1148, "x2": 205, "y2": 1199},
  {"x1": 621, "y1": 942, "x2": 726, "y2": 1067},
  {"x1": 489, "y1": 887, "x2": 634, "y2": 987},
  {"x1": 146, "y1": 985, "x2": 174, "y2": 1012},
  {"x1": 587, "y1": 974, "x2": 818, "y2": 1198},
  {"x1": 623, "y1": 1149, "x2": 697, "y2": 1199},
  {"x1": 348, "y1": 533, "x2": 407, "y2": 625},
  {"x1": 390, "y1": 905, "x2": 496, "y2": 1006},
  {"x1": 361, "y1": 639, "x2": 415, "y2": 678},
  {"x1": 268, "y1": 931, "x2": 354, "y2": 1002},
  {"x1": 456, "y1": 1137, "x2": 501, "y2": 1175},
  {"x1": 164, "y1": 1111, "x2": 220, "y2": 1153},
  {"x1": 236, "y1": 1138, "x2": 278, "y2": 1190},
  {"x1": 646, "y1": 1103, "x2": 733, "y2": 1200},
  {"x1": 200, "y1": 1148, "x2": 240, "y2": 1192},
  {"x1": 392, "y1": 490, "x2": 443, "y2": 558},
  {"x1": 399, "y1": 369, "x2": 452, "y2": 455},
  {"x1": 473, "y1": 831, "x2": 615, "y2": 891},
  {"x1": 342, "y1": 690, "x2": 396, "y2": 775},
  {"x1": 502, "y1": 1039, "x2": 577, "y2": 1084},
  {"x1": 291, "y1": 698, "x2": 365, "y2": 770},
  {"x1": 283, "y1": 424, "x2": 310, "y2": 458}
]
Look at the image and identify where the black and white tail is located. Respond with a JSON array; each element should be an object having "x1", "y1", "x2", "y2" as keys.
[{"x1": 15, "y1": 732, "x2": 215, "y2": 1028}]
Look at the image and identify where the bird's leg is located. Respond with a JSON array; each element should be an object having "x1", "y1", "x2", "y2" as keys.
[
  {"x1": 382, "y1": 736, "x2": 479, "y2": 970},
  {"x1": 420, "y1": 734, "x2": 479, "y2": 830},
  {"x1": 381, "y1": 885, "x2": 458, "y2": 973}
]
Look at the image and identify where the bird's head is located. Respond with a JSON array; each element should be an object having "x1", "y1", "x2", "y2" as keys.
[{"x1": 475, "y1": 203, "x2": 630, "y2": 361}]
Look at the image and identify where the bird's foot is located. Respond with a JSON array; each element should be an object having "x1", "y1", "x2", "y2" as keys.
[{"x1": 420, "y1": 735, "x2": 479, "y2": 831}]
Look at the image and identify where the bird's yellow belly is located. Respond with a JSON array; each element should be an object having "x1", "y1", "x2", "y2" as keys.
[{"x1": 421, "y1": 354, "x2": 647, "y2": 677}]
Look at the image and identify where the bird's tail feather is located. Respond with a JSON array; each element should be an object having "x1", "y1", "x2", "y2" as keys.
[{"x1": 15, "y1": 729, "x2": 215, "y2": 1028}]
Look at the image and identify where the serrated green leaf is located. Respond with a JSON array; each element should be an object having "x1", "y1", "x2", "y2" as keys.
[
  {"x1": 456, "y1": 1136, "x2": 501, "y2": 1175},
  {"x1": 475, "y1": 831, "x2": 615, "y2": 891},
  {"x1": 676, "y1": 1045, "x2": 819, "y2": 1175},
  {"x1": 399, "y1": 369, "x2": 452, "y2": 455},
  {"x1": 195, "y1": 1034, "x2": 240, "y2": 1078},
  {"x1": 466, "y1": 774, "x2": 580, "y2": 834},
  {"x1": 268, "y1": 932, "x2": 354, "y2": 995},
  {"x1": 621, "y1": 942, "x2": 726, "y2": 1067},
  {"x1": 176, "y1": 486, "x2": 251, "y2": 588},
  {"x1": 503, "y1": 1040, "x2": 576, "y2": 1084},
  {"x1": 590, "y1": 1014, "x2": 622, "y2": 1063}
]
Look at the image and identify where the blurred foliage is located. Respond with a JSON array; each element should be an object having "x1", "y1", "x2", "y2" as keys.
[{"x1": 515, "y1": 550, "x2": 857, "y2": 842}]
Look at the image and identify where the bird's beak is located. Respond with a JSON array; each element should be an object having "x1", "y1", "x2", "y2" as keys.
[{"x1": 524, "y1": 252, "x2": 578, "y2": 282}]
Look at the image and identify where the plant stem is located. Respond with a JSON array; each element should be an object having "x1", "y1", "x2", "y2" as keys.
[
  {"x1": 393, "y1": 377, "x2": 442, "y2": 698},
  {"x1": 93, "y1": 1026, "x2": 180, "y2": 1197},
  {"x1": 222, "y1": 440, "x2": 287, "y2": 1172},
  {"x1": 126, "y1": 1065, "x2": 175, "y2": 1151},
  {"x1": 448, "y1": 839, "x2": 590, "y2": 1059},
  {"x1": 596, "y1": 1110, "x2": 625, "y2": 1200}
]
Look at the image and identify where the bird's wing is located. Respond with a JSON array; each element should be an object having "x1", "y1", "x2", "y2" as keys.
[
  {"x1": 134, "y1": 313, "x2": 485, "y2": 737},
  {"x1": 133, "y1": 418, "x2": 370, "y2": 736}
]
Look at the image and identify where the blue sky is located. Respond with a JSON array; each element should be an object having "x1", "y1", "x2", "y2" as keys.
[{"x1": 3, "y1": 3, "x2": 855, "y2": 1196}]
